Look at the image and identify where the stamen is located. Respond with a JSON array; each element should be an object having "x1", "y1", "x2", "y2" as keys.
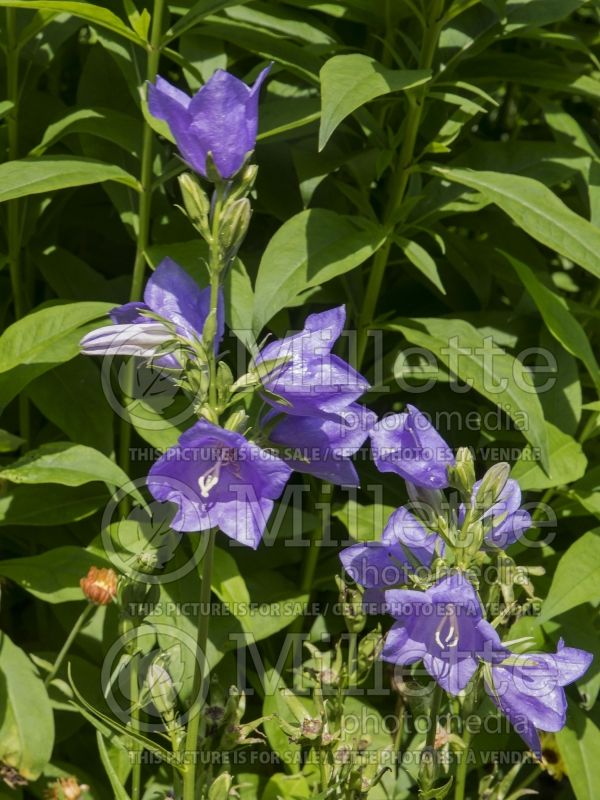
[
  {"x1": 198, "y1": 461, "x2": 222, "y2": 498},
  {"x1": 196, "y1": 446, "x2": 239, "y2": 499},
  {"x1": 434, "y1": 607, "x2": 459, "y2": 650}
]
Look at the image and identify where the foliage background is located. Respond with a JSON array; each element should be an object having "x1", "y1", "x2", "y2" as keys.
[{"x1": 0, "y1": 0, "x2": 599, "y2": 798}]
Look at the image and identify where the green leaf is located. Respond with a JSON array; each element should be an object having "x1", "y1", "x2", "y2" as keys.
[
  {"x1": 0, "y1": 429, "x2": 24, "y2": 453},
  {"x1": 319, "y1": 54, "x2": 430, "y2": 149},
  {"x1": 163, "y1": 0, "x2": 252, "y2": 45},
  {"x1": 253, "y1": 209, "x2": 385, "y2": 331},
  {"x1": 503, "y1": 252, "x2": 600, "y2": 390},
  {"x1": 0, "y1": 300, "x2": 113, "y2": 412},
  {"x1": 96, "y1": 732, "x2": 132, "y2": 800},
  {"x1": 334, "y1": 501, "x2": 396, "y2": 542},
  {"x1": 0, "y1": 632, "x2": 54, "y2": 780},
  {"x1": 0, "y1": 0, "x2": 144, "y2": 45},
  {"x1": 510, "y1": 422, "x2": 586, "y2": 491},
  {"x1": 434, "y1": 167, "x2": 600, "y2": 281},
  {"x1": 556, "y1": 702, "x2": 600, "y2": 800},
  {"x1": 0, "y1": 484, "x2": 107, "y2": 526},
  {"x1": 212, "y1": 546, "x2": 307, "y2": 640},
  {"x1": 396, "y1": 237, "x2": 446, "y2": 294},
  {"x1": 571, "y1": 466, "x2": 600, "y2": 518},
  {"x1": 26, "y1": 359, "x2": 114, "y2": 455},
  {"x1": 539, "y1": 530, "x2": 600, "y2": 622},
  {"x1": 0, "y1": 442, "x2": 143, "y2": 503},
  {"x1": 386, "y1": 317, "x2": 550, "y2": 472},
  {"x1": 0, "y1": 156, "x2": 138, "y2": 203},
  {"x1": 0, "y1": 546, "x2": 111, "y2": 603},
  {"x1": 30, "y1": 108, "x2": 141, "y2": 157}
]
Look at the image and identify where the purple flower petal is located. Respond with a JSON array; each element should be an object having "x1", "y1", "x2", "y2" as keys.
[
  {"x1": 147, "y1": 419, "x2": 291, "y2": 547},
  {"x1": 267, "y1": 403, "x2": 375, "y2": 485},
  {"x1": 110, "y1": 301, "x2": 151, "y2": 325},
  {"x1": 381, "y1": 506, "x2": 442, "y2": 567},
  {"x1": 381, "y1": 621, "x2": 427, "y2": 664},
  {"x1": 256, "y1": 306, "x2": 369, "y2": 417},
  {"x1": 144, "y1": 258, "x2": 224, "y2": 349},
  {"x1": 80, "y1": 322, "x2": 171, "y2": 357},
  {"x1": 382, "y1": 574, "x2": 499, "y2": 695},
  {"x1": 486, "y1": 640, "x2": 592, "y2": 756},
  {"x1": 371, "y1": 405, "x2": 454, "y2": 489},
  {"x1": 149, "y1": 67, "x2": 270, "y2": 178}
]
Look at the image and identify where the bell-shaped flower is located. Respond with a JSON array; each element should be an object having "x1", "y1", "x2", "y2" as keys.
[
  {"x1": 146, "y1": 419, "x2": 292, "y2": 548},
  {"x1": 264, "y1": 403, "x2": 376, "y2": 486},
  {"x1": 382, "y1": 573, "x2": 501, "y2": 694},
  {"x1": 485, "y1": 640, "x2": 592, "y2": 757},
  {"x1": 148, "y1": 67, "x2": 271, "y2": 179},
  {"x1": 340, "y1": 506, "x2": 443, "y2": 590},
  {"x1": 254, "y1": 306, "x2": 369, "y2": 418},
  {"x1": 467, "y1": 477, "x2": 531, "y2": 549},
  {"x1": 80, "y1": 258, "x2": 224, "y2": 367},
  {"x1": 370, "y1": 405, "x2": 455, "y2": 489}
]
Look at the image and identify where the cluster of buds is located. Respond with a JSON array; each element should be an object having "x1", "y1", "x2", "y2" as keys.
[{"x1": 177, "y1": 155, "x2": 256, "y2": 277}]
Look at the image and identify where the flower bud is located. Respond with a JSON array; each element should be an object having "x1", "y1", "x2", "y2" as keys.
[
  {"x1": 357, "y1": 626, "x2": 384, "y2": 675},
  {"x1": 219, "y1": 197, "x2": 251, "y2": 262},
  {"x1": 335, "y1": 576, "x2": 366, "y2": 634},
  {"x1": 474, "y1": 462, "x2": 510, "y2": 518},
  {"x1": 449, "y1": 446, "x2": 476, "y2": 495},
  {"x1": 145, "y1": 655, "x2": 178, "y2": 721},
  {"x1": 80, "y1": 566, "x2": 118, "y2": 605},
  {"x1": 202, "y1": 307, "x2": 218, "y2": 349},
  {"x1": 224, "y1": 409, "x2": 249, "y2": 433},
  {"x1": 216, "y1": 361, "x2": 234, "y2": 404},
  {"x1": 178, "y1": 172, "x2": 211, "y2": 237},
  {"x1": 208, "y1": 773, "x2": 233, "y2": 800}
]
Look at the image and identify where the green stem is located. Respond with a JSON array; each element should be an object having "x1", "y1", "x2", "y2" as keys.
[
  {"x1": 347, "y1": 631, "x2": 357, "y2": 686},
  {"x1": 419, "y1": 682, "x2": 443, "y2": 790},
  {"x1": 119, "y1": 0, "x2": 166, "y2": 473},
  {"x1": 129, "y1": 655, "x2": 142, "y2": 800},
  {"x1": 121, "y1": 5, "x2": 166, "y2": 793},
  {"x1": 5, "y1": 8, "x2": 30, "y2": 448},
  {"x1": 356, "y1": 0, "x2": 445, "y2": 369},
  {"x1": 182, "y1": 529, "x2": 216, "y2": 800},
  {"x1": 45, "y1": 603, "x2": 94, "y2": 686},
  {"x1": 453, "y1": 728, "x2": 472, "y2": 800}
]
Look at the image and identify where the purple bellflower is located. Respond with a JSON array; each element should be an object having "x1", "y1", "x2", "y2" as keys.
[
  {"x1": 80, "y1": 258, "x2": 224, "y2": 367},
  {"x1": 340, "y1": 506, "x2": 443, "y2": 590},
  {"x1": 147, "y1": 419, "x2": 292, "y2": 548},
  {"x1": 370, "y1": 405, "x2": 455, "y2": 489},
  {"x1": 255, "y1": 306, "x2": 369, "y2": 418},
  {"x1": 265, "y1": 403, "x2": 376, "y2": 486},
  {"x1": 468, "y1": 478, "x2": 531, "y2": 549},
  {"x1": 148, "y1": 67, "x2": 271, "y2": 179},
  {"x1": 485, "y1": 640, "x2": 592, "y2": 757},
  {"x1": 382, "y1": 573, "x2": 502, "y2": 694}
]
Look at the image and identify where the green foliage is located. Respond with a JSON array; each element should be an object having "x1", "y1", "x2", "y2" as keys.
[{"x1": 0, "y1": 0, "x2": 598, "y2": 798}]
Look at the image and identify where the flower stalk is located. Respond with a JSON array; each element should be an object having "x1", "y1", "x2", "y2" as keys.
[
  {"x1": 119, "y1": 0, "x2": 166, "y2": 477},
  {"x1": 44, "y1": 603, "x2": 94, "y2": 686},
  {"x1": 182, "y1": 528, "x2": 216, "y2": 800},
  {"x1": 356, "y1": 0, "x2": 446, "y2": 369}
]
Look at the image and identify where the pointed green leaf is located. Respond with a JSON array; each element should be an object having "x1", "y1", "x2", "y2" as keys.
[
  {"x1": 386, "y1": 317, "x2": 550, "y2": 471},
  {"x1": 0, "y1": 0, "x2": 144, "y2": 45},
  {"x1": 0, "y1": 633, "x2": 54, "y2": 780},
  {"x1": 319, "y1": 54, "x2": 430, "y2": 149},
  {"x1": 434, "y1": 167, "x2": 600, "y2": 281},
  {"x1": 253, "y1": 209, "x2": 385, "y2": 331}
]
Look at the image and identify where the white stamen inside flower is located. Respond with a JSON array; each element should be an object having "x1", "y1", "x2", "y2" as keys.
[
  {"x1": 198, "y1": 465, "x2": 221, "y2": 498},
  {"x1": 197, "y1": 446, "x2": 239, "y2": 498},
  {"x1": 434, "y1": 605, "x2": 459, "y2": 650}
]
